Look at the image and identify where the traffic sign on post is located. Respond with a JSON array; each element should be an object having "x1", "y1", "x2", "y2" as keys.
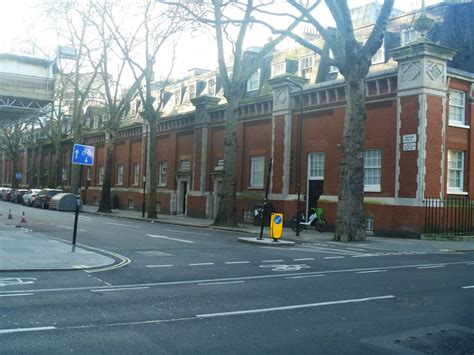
[{"x1": 71, "y1": 144, "x2": 94, "y2": 166}]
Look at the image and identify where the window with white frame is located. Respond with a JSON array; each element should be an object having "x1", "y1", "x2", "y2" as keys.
[
  {"x1": 247, "y1": 70, "x2": 260, "y2": 92},
  {"x1": 308, "y1": 152, "x2": 325, "y2": 179},
  {"x1": 401, "y1": 28, "x2": 420, "y2": 46},
  {"x1": 364, "y1": 149, "x2": 382, "y2": 192},
  {"x1": 207, "y1": 78, "x2": 216, "y2": 95},
  {"x1": 328, "y1": 49, "x2": 338, "y2": 74},
  {"x1": 116, "y1": 164, "x2": 124, "y2": 185},
  {"x1": 130, "y1": 100, "x2": 137, "y2": 116},
  {"x1": 449, "y1": 90, "x2": 466, "y2": 125},
  {"x1": 158, "y1": 162, "x2": 167, "y2": 186},
  {"x1": 174, "y1": 89, "x2": 181, "y2": 105},
  {"x1": 189, "y1": 83, "x2": 196, "y2": 100},
  {"x1": 271, "y1": 62, "x2": 286, "y2": 78},
  {"x1": 98, "y1": 166, "x2": 104, "y2": 185},
  {"x1": 371, "y1": 40, "x2": 385, "y2": 64},
  {"x1": 133, "y1": 163, "x2": 140, "y2": 186},
  {"x1": 299, "y1": 55, "x2": 314, "y2": 79},
  {"x1": 448, "y1": 150, "x2": 464, "y2": 192},
  {"x1": 93, "y1": 116, "x2": 99, "y2": 129},
  {"x1": 250, "y1": 156, "x2": 265, "y2": 188}
]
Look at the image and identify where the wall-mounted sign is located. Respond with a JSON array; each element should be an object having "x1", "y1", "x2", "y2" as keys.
[
  {"x1": 58, "y1": 46, "x2": 77, "y2": 60},
  {"x1": 403, "y1": 134, "x2": 417, "y2": 143},
  {"x1": 403, "y1": 142, "x2": 417, "y2": 151}
]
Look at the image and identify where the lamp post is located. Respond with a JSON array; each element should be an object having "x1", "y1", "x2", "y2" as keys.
[{"x1": 285, "y1": 78, "x2": 304, "y2": 236}]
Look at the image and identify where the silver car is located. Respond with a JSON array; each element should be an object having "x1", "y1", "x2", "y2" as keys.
[{"x1": 22, "y1": 189, "x2": 42, "y2": 206}]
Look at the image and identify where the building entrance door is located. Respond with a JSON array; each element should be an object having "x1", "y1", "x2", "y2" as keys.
[
  {"x1": 178, "y1": 180, "x2": 187, "y2": 215},
  {"x1": 307, "y1": 179, "x2": 324, "y2": 213},
  {"x1": 213, "y1": 179, "x2": 222, "y2": 219}
]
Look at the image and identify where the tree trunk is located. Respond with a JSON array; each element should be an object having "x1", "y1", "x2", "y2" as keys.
[
  {"x1": 98, "y1": 136, "x2": 115, "y2": 212},
  {"x1": 213, "y1": 97, "x2": 239, "y2": 227},
  {"x1": 334, "y1": 74, "x2": 367, "y2": 242},
  {"x1": 146, "y1": 119, "x2": 157, "y2": 219}
]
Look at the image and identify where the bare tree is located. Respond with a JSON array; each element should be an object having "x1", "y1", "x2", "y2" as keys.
[
  {"x1": 108, "y1": 0, "x2": 188, "y2": 218},
  {"x1": 162, "y1": 0, "x2": 304, "y2": 227},
  {"x1": 0, "y1": 121, "x2": 30, "y2": 189},
  {"x1": 259, "y1": 0, "x2": 394, "y2": 241}
]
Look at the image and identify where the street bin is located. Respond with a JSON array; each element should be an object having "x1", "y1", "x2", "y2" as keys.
[{"x1": 253, "y1": 203, "x2": 274, "y2": 226}]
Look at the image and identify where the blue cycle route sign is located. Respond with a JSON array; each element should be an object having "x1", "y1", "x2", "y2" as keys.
[{"x1": 71, "y1": 144, "x2": 94, "y2": 166}]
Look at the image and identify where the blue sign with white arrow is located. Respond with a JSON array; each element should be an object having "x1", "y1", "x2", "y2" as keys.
[{"x1": 71, "y1": 144, "x2": 95, "y2": 166}]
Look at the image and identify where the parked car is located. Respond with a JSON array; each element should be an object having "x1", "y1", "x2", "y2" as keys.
[
  {"x1": 11, "y1": 189, "x2": 29, "y2": 204},
  {"x1": 0, "y1": 187, "x2": 10, "y2": 200},
  {"x1": 22, "y1": 189, "x2": 42, "y2": 206},
  {"x1": 34, "y1": 189, "x2": 63, "y2": 209},
  {"x1": 2, "y1": 188, "x2": 13, "y2": 202}
]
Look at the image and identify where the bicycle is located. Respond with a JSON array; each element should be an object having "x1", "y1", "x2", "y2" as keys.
[{"x1": 290, "y1": 207, "x2": 328, "y2": 233}]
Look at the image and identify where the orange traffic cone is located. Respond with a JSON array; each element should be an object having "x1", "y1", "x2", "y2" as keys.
[
  {"x1": 20, "y1": 211, "x2": 27, "y2": 223},
  {"x1": 8, "y1": 209, "x2": 12, "y2": 219}
]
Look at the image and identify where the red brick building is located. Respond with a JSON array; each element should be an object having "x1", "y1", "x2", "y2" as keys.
[{"x1": 2, "y1": 2, "x2": 474, "y2": 237}]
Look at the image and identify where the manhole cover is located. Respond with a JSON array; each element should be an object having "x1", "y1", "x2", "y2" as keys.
[
  {"x1": 398, "y1": 329, "x2": 474, "y2": 354},
  {"x1": 135, "y1": 250, "x2": 174, "y2": 257}
]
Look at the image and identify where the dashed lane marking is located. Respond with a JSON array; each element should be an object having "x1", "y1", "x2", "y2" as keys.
[
  {"x1": 261, "y1": 260, "x2": 284, "y2": 263},
  {"x1": 90, "y1": 287, "x2": 149, "y2": 293},
  {"x1": 0, "y1": 326, "x2": 57, "y2": 335},
  {"x1": 286, "y1": 274, "x2": 325, "y2": 279},
  {"x1": 417, "y1": 265, "x2": 445, "y2": 269},
  {"x1": 146, "y1": 265, "x2": 174, "y2": 268},
  {"x1": 163, "y1": 229, "x2": 212, "y2": 236},
  {"x1": 146, "y1": 234, "x2": 195, "y2": 244},
  {"x1": 103, "y1": 222, "x2": 139, "y2": 229},
  {"x1": 198, "y1": 281, "x2": 245, "y2": 286},
  {"x1": 189, "y1": 263, "x2": 215, "y2": 266},
  {"x1": 355, "y1": 270, "x2": 388, "y2": 274},
  {"x1": 0, "y1": 293, "x2": 34, "y2": 297},
  {"x1": 225, "y1": 261, "x2": 251, "y2": 264},
  {"x1": 324, "y1": 256, "x2": 345, "y2": 259},
  {"x1": 462, "y1": 285, "x2": 474, "y2": 289},
  {"x1": 293, "y1": 258, "x2": 315, "y2": 261}
]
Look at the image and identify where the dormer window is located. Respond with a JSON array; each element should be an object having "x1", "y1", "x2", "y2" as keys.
[
  {"x1": 401, "y1": 28, "x2": 420, "y2": 46},
  {"x1": 329, "y1": 49, "x2": 338, "y2": 73},
  {"x1": 247, "y1": 69, "x2": 260, "y2": 92},
  {"x1": 174, "y1": 89, "x2": 181, "y2": 105},
  {"x1": 189, "y1": 83, "x2": 196, "y2": 100},
  {"x1": 371, "y1": 40, "x2": 385, "y2": 64},
  {"x1": 207, "y1": 78, "x2": 216, "y2": 95},
  {"x1": 299, "y1": 55, "x2": 314, "y2": 79},
  {"x1": 271, "y1": 62, "x2": 286, "y2": 78}
]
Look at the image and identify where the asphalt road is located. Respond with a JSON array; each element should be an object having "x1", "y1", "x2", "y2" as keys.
[{"x1": 1, "y1": 202, "x2": 474, "y2": 354}]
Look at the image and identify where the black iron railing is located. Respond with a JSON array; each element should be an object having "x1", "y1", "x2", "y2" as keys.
[{"x1": 424, "y1": 197, "x2": 474, "y2": 236}]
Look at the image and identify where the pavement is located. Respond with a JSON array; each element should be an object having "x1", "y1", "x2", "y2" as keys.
[{"x1": 1, "y1": 203, "x2": 474, "y2": 272}]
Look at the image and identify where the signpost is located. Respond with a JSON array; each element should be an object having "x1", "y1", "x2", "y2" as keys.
[
  {"x1": 71, "y1": 144, "x2": 94, "y2": 251},
  {"x1": 15, "y1": 172, "x2": 22, "y2": 180}
]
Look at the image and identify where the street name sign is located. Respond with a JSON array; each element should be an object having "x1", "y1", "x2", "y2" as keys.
[{"x1": 71, "y1": 144, "x2": 94, "y2": 166}]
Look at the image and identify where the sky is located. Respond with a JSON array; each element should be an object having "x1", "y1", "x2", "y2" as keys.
[{"x1": 0, "y1": 0, "x2": 446, "y2": 79}]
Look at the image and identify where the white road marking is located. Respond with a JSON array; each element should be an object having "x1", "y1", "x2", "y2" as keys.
[
  {"x1": 196, "y1": 295, "x2": 395, "y2": 318},
  {"x1": 146, "y1": 234, "x2": 194, "y2": 244},
  {"x1": 189, "y1": 263, "x2": 215, "y2": 266},
  {"x1": 102, "y1": 221, "x2": 139, "y2": 228},
  {"x1": 225, "y1": 261, "x2": 251, "y2": 264},
  {"x1": 90, "y1": 287, "x2": 149, "y2": 293},
  {"x1": 146, "y1": 265, "x2": 173, "y2": 268},
  {"x1": 287, "y1": 274, "x2": 325, "y2": 279},
  {"x1": 356, "y1": 270, "x2": 388, "y2": 274},
  {"x1": 346, "y1": 248, "x2": 367, "y2": 252},
  {"x1": 324, "y1": 256, "x2": 345, "y2": 259},
  {"x1": 293, "y1": 258, "x2": 315, "y2": 261},
  {"x1": 163, "y1": 229, "x2": 211, "y2": 236},
  {"x1": 58, "y1": 226, "x2": 86, "y2": 232},
  {"x1": 462, "y1": 285, "x2": 474, "y2": 289},
  {"x1": 352, "y1": 254, "x2": 374, "y2": 258},
  {"x1": 0, "y1": 326, "x2": 56, "y2": 335},
  {"x1": 0, "y1": 293, "x2": 34, "y2": 297},
  {"x1": 261, "y1": 259, "x2": 284, "y2": 263},
  {"x1": 2, "y1": 261, "x2": 470, "y2": 296},
  {"x1": 417, "y1": 265, "x2": 445, "y2": 269},
  {"x1": 198, "y1": 281, "x2": 245, "y2": 286}
]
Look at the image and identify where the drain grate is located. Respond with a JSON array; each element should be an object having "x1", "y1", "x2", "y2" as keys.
[
  {"x1": 135, "y1": 250, "x2": 174, "y2": 257},
  {"x1": 398, "y1": 329, "x2": 474, "y2": 354}
]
